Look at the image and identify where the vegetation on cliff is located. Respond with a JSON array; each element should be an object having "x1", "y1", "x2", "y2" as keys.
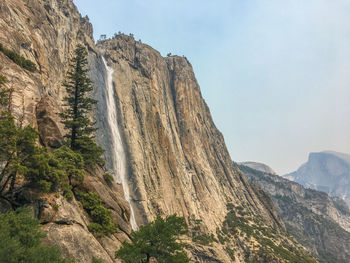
[
  {"x1": 217, "y1": 203, "x2": 316, "y2": 263},
  {"x1": 0, "y1": 207, "x2": 71, "y2": 263},
  {"x1": 116, "y1": 215, "x2": 190, "y2": 263},
  {"x1": 0, "y1": 43, "x2": 36, "y2": 72},
  {"x1": 0, "y1": 43, "x2": 116, "y2": 263},
  {"x1": 239, "y1": 163, "x2": 350, "y2": 263},
  {"x1": 0, "y1": 110, "x2": 83, "y2": 201},
  {"x1": 59, "y1": 44, "x2": 104, "y2": 168},
  {"x1": 77, "y1": 192, "x2": 117, "y2": 237},
  {"x1": 0, "y1": 75, "x2": 77, "y2": 200}
]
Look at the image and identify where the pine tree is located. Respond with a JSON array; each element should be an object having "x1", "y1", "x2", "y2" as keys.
[
  {"x1": 60, "y1": 44, "x2": 104, "y2": 168},
  {"x1": 0, "y1": 74, "x2": 9, "y2": 107},
  {"x1": 115, "y1": 215, "x2": 190, "y2": 263},
  {"x1": 0, "y1": 207, "x2": 71, "y2": 263},
  {"x1": 0, "y1": 74, "x2": 84, "y2": 199}
]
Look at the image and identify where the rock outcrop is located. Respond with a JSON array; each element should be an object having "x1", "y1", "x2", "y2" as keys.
[
  {"x1": 240, "y1": 163, "x2": 350, "y2": 263},
  {"x1": 284, "y1": 151, "x2": 350, "y2": 205}
]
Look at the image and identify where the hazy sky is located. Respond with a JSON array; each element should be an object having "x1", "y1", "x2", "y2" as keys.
[{"x1": 74, "y1": 0, "x2": 350, "y2": 174}]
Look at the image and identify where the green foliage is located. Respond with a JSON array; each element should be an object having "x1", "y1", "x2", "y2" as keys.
[
  {"x1": 59, "y1": 44, "x2": 104, "y2": 168},
  {"x1": 220, "y1": 203, "x2": 317, "y2": 263},
  {"x1": 0, "y1": 79, "x2": 56, "y2": 196},
  {"x1": 190, "y1": 219, "x2": 216, "y2": 245},
  {"x1": 74, "y1": 136, "x2": 104, "y2": 168},
  {"x1": 52, "y1": 146, "x2": 85, "y2": 183},
  {"x1": 0, "y1": 43, "x2": 36, "y2": 72},
  {"x1": 0, "y1": 207, "x2": 69, "y2": 263},
  {"x1": 22, "y1": 145, "x2": 85, "y2": 199},
  {"x1": 225, "y1": 246, "x2": 236, "y2": 261},
  {"x1": 103, "y1": 173, "x2": 114, "y2": 186},
  {"x1": 0, "y1": 112, "x2": 41, "y2": 196},
  {"x1": 0, "y1": 74, "x2": 12, "y2": 108},
  {"x1": 0, "y1": 106, "x2": 84, "y2": 198},
  {"x1": 77, "y1": 192, "x2": 117, "y2": 237},
  {"x1": 91, "y1": 258, "x2": 104, "y2": 263},
  {"x1": 115, "y1": 215, "x2": 190, "y2": 263},
  {"x1": 0, "y1": 52, "x2": 86, "y2": 201}
]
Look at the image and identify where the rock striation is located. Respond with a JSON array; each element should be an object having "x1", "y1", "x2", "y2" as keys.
[{"x1": 240, "y1": 163, "x2": 350, "y2": 263}]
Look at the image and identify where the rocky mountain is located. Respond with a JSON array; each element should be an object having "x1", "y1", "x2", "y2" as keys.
[
  {"x1": 239, "y1": 163, "x2": 350, "y2": 263},
  {"x1": 284, "y1": 151, "x2": 350, "y2": 205},
  {"x1": 0, "y1": 0, "x2": 316, "y2": 262},
  {"x1": 238, "y1": 161, "x2": 277, "y2": 175}
]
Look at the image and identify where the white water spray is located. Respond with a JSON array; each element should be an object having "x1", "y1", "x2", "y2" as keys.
[{"x1": 102, "y1": 57, "x2": 138, "y2": 230}]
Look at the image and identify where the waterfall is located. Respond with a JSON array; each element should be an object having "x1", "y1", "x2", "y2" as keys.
[{"x1": 102, "y1": 57, "x2": 138, "y2": 230}]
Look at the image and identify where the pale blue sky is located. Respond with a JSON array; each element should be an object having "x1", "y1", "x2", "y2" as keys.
[{"x1": 74, "y1": 0, "x2": 350, "y2": 174}]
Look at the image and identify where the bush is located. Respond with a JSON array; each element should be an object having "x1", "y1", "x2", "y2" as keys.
[
  {"x1": 77, "y1": 192, "x2": 117, "y2": 237},
  {"x1": 103, "y1": 173, "x2": 114, "y2": 186},
  {"x1": 24, "y1": 146, "x2": 84, "y2": 199},
  {"x1": 52, "y1": 146, "x2": 85, "y2": 184},
  {"x1": 0, "y1": 43, "x2": 36, "y2": 72},
  {"x1": 0, "y1": 207, "x2": 70, "y2": 262}
]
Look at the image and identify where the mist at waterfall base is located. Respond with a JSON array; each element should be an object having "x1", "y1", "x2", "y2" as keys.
[
  {"x1": 102, "y1": 57, "x2": 138, "y2": 230},
  {"x1": 74, "y1": 0, "x2": 350, "y2": 175}
]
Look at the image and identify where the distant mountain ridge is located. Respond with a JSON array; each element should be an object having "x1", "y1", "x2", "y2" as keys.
[
  {"x1": 238, "y1": 161, "x2": 277, "y2": 175},
  {"x1": 284, "y1": 151, "x2": 350, "y2": 205},
  {"x1": 238, "y1": 163, "x2": 350, "y2": 263}
]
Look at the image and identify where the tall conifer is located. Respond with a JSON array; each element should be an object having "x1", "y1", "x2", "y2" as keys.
[{"x1": 60, "y1": 45, "x2": 104, "y2": 167}]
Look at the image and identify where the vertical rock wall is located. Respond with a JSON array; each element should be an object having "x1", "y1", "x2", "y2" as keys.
[{"x1": 96, "y1": 35, "x2": 288, "y2": 261}]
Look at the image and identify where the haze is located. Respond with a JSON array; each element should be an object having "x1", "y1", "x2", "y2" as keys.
[{"x1": 74, "y1": 0, "x2": 350, "y2": 175}]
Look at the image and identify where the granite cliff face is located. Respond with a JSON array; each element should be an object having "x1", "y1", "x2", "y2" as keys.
[
  {"x1": 0, "y1": 0, "x2": 316, "y2": 262},
  {"x1": 284, "y1": 151, "x2": 350, "y2": 205},
  {"x1": 240, "y1": 163, "x2": 350, "y2": 263},
  {"x1": 96, "y1": 35, "x2": 278, "y2": 229},
  {"x1": 0, "y1": 0, "x2": 95, "y2": 129},
  {"x1": 94, "y1": 35, "x2": 315, "y2": 262}
]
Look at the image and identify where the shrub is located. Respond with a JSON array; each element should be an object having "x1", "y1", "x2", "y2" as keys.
[
  {"x1": 0, "y1": 207, "x2": 70, "y2": 262},
  {"x1": 0, "y1": 43, "x2": 36, "y2": 72},
  {"x1": 78, "y1": 192, "x2": 117, "y2": 237},
  {"x1": 103, "y1": 173, "x2": 114, "y2": 186}
]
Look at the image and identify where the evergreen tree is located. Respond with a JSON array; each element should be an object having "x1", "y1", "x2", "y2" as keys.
[
  {"x1": 115, "y1": 215, "x2": 190, "y2": 263},
  {"x1": 77, "y1": 192, "x2": 117, "y2": 237},
  {"x1": 0, "y1": 207, "x2": 71, "y2": 263},
  {"x1": 0, "y1": 75, "x2": 85, "y2": 199},
  {"x1": 0, "y1": 74, "x2": 10, "y2": 108},
  {"x1": 0, "y1": 75, "x2": 38, "y2": 198},
  {"x1": 60, "y1": 44, "x2": 104, "y2": 168}
]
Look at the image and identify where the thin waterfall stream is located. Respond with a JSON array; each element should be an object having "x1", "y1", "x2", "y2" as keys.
[{"x1": 102, "y1": 56, "x2": 138, "y2": 230}]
